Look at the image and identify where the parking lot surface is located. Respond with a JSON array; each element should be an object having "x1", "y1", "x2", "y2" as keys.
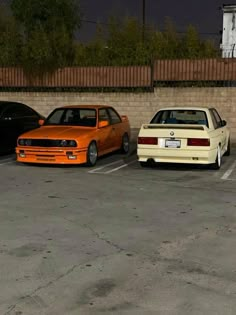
[{"x1": 1, "y1": 147, "x2": 236, "y2": 315}]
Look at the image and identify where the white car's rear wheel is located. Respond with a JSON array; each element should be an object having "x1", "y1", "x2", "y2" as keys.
[
  {"x1": 212, "y1": 145, "x2": 221, "y2": 170},
  {"x1": 140, "y1": 160, "x2": 155, "y2": 168}
]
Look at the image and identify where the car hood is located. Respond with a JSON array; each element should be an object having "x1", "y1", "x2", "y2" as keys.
[{"x1": 19, "y1": 126, "x2": 95, "y2": 139}]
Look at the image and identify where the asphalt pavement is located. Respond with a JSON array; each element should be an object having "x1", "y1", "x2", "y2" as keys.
[{"x1": 0, "y1": 147, "x2": 236, "y2": 315}]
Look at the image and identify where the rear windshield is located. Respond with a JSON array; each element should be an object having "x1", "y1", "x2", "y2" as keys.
[
  {"x1": 45, "y1": 108, "x2": 97, "y2": 127},
  {"x1": 151, "y1": 109, "x2": 208, "y2": 127}
]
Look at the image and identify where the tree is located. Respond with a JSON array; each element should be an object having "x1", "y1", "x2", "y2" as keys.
[
  {"x1": 11, "y1": 0, "x2": 82, "y2": 73},
  {"x1": 161, "y1": 17, "x2": 181, "y2": 58},
  {"x1": 0, "y1": 5, "x2": 22, "y2": 66},
  {"x1": 73, "y1": 15, "x2": 219, "y2": 66}
]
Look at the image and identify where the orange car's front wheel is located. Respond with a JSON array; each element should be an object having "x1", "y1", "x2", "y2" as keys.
[
  {"x1": 120, "y1": 133, "x2": 130, "y2": 154},
  {"x1": 86, "y1": 141, "x2": 98, "y2": 166}
]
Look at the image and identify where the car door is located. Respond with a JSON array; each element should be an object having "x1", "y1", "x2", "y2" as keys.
[
  {"x1": 0, "y1": 104, "x2": 20, "y2": 151},
  {"x1": 97, "y1": 108, "x2": 114, "y2": 154},
  {"x1": 209, "y1": 108, "x2": 227, "y2": 150},
  {"x1": 107, "y1": 107, "x2": 123, "y2": 149}
]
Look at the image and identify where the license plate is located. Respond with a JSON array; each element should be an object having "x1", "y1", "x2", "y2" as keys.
[{"x1": 165, "y1": 139, "x2": 181, "y2": 148}]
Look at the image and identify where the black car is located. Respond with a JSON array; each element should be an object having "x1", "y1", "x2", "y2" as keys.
[{"x1": 0, "y1": 101, "x2": 44, "y2": 153}]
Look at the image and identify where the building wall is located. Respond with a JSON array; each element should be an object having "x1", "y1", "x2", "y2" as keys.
[
  {"x1": 221, "y1": 6, "x2": 236, "y2": 58},
  {"x1": 0, "y1": 87, "x2": 236, "y2": 141}
]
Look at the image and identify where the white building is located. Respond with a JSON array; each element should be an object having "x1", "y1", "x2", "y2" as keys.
[{"x1": 221, "y1": 4, "x2": 236, "y2": 58}]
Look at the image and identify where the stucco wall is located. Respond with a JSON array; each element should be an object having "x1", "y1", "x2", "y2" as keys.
[{"x1": 0, "y1": 87, "x2": 236, "y2": 141}]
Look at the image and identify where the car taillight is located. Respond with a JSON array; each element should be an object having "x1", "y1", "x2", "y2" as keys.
[
  {"x1": 187, "y1": 138, "x2": 210, "y2": 146},
  {"x1": 138, "y1": 137, "x2": 158, "y2": 145}
]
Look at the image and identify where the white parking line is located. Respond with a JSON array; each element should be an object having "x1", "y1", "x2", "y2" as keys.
[
  {"x1": 88, "y1": 159, "x2": 123, "y2": 174},
  {"x1": 221, "y1": 160, "x2": 236, "y2": 180},
  {"x1": 105, "y1": 160, "x2": 136, "y2": 174},
  {"x1": 0, "y1": 160, "x2": 14, "y2": 166}
]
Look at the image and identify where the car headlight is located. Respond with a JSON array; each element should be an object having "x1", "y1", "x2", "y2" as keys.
[
  {"x1": 25, "y1": 139, "x2": 32, "y2": 146},
  {"x1": 60, "y1": 140, "x2": 77, "y2": 147},
  {"x1": 68, "y1": 140, "x2": 77, "y2": 147},
  {"x1": 18, "y1": 139, "x2": 32, "y2": 146},
  {"x1": 18, "y1": 139, "x2": 25, "y2": 146}
]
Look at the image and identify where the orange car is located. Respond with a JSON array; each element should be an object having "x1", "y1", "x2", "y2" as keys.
[{"x1": 16, "y1": 105, "x2": 131, "y2": 166}]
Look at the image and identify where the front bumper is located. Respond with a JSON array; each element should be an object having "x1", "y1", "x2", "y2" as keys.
[{"x1": 15, "y1": 147, "x2": 87, "y2": 165}]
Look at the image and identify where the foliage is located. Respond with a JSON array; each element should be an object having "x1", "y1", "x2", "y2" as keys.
[
  {"x1": 0, "y1": 5, "x2": 220, "y2": 71},
  {"x1": 0, "y1": 5, "x2": 22, "y2": 66},
  {"x1": 11, "y1": 0, "x2": 81, "y2": 73},
  {"x1": 74, "y1": 16, "x2": 219, "y2": 66}
]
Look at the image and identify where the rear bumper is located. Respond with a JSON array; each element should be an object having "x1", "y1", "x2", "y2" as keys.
[
  {"x1": 137, "y1": 147, "x2": 217, "y2": 164},
  {"x1": 15, "y1": 147, "x2": 87, "y2": 165}
]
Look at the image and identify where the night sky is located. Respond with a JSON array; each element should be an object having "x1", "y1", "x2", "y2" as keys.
[{"x1": 78, "y1": 0, "x2": 235, "y2": 44}]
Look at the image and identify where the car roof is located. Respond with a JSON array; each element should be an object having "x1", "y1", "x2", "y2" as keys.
[
  {"x1": 158, "y1": 107, "x2": 211, "y2": 111},
  {"x1": 59, "y1": 105, "x2": 111, "y2": 110}
]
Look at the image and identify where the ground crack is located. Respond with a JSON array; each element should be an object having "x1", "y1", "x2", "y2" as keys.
[
  {"x1": 4, "y1": 264, "x2": 79, "y2": 315},
  {"x1": 84, "y1": 224, "x2": 125, "y2": 252}
]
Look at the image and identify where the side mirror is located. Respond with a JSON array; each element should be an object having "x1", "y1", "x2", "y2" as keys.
[
  {"x1": 98, "y1": 120, "x2": 109, "y2": 128},
  {"x1": 221, "y1": 120, "x2": 227, "y2": 127},
  {"x1": 121, "y1": 115, "x2": 128, "y2": 122},
  {"x1": 38, "y1": 119, "x2": 45, "y2": 126}
]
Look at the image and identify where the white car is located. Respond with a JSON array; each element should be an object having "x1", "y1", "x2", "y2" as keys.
[{"x1": 137, "y1": 107, "x2": 230, "y2": 169}]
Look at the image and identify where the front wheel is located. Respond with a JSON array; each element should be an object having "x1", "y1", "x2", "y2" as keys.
[
  {"x1": 224, "y1": 138, "x2": 230, "y2": 156},
  {"x1": 86, "y1": 141, "x2": 98, "y2": 166},
  {"x1": 120, "y1": 133, "x2": 130, "y2": 154},
  {"x1": 211, "y1": 145, "x2": 221, "y2": 170}
]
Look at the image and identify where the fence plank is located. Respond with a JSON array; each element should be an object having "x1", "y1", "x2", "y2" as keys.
[{"x1": 0, "y1": 66, "x2": 152, "y2": 88}]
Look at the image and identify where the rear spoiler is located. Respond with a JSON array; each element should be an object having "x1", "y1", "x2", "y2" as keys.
[{"x1": 142, "y1": 123, "x2": 207, "y2": 131}]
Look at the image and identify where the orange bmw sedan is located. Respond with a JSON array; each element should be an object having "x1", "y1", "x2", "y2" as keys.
[{"x1": 16, "y1": 105, "x2": 131, "y2": 166}]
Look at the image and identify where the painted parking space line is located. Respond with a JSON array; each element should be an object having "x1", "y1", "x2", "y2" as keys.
[
  {"x1": 0, "y1": 160, "x2": 14, "y2": 166},
  {"x1": 221, "y1": 160, "x2": 236, "y2": 180},
  {"x1": 104, "y1": 160, "x2": 137, "y2": 174},
  {"x1": 88, "y1": 159, "x2": 123, "y2": 174}
]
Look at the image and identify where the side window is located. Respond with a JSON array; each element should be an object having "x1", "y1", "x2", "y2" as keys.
[
  {"x1": 2, "y1": 104, "x2": 36, "y2": 119},
  {"x1": 2, "y1": 105, "x2": 22, "y2": 119},
  {"x1": 20, "y1": 105, "x2": 37, "y2": 117},
  {"x1": 99, "y1": 109, "x2": 110, "y2": 124},
  {"x1": 212, "y1": 109, "x2": 222, "y2": 128},
  {"x1": 108, "y1": 108, "x2": 121, "y2": 124},
  {"x1": 209, "y1": 110, "x2": 218, "y2": 129}
]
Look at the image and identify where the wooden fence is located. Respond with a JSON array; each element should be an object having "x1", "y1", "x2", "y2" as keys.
[
  {"x1": 0, "y1": 59, "x2": 236, "y2": 88},
  {"x1": 153, "y1": 58, "x2": 236, "y2": 81},
  {"x1": 0, "y1": 66, "x2": 151, "y2": 88}
]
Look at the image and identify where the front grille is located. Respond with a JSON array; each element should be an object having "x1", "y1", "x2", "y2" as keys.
[{"x1": 31, "y1": 139, "x2": 62, "y2": 147}]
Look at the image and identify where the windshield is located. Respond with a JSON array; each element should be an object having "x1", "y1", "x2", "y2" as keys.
[
  {"x1": 45, "y1": 108, "x2": 97, "y2": 127},
  {"x1": 151, "y1": 109, "x2": 208, "y2": 127}
]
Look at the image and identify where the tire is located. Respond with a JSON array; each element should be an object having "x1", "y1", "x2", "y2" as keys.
[
  {"x1": 140, "y1": 160, "x2": 155, "y2": 168},
  {"x1": 224, "y1": 138, "x2": 230, "y2": 156},
  {"x1": 211, "y1": 145, "x2": 221, "y2": 170},
  {"x1": 120, "y1": 133, "x2": 130, "y2": 154},
  {"x1": 86, "y1": 141, "x2": 98, "y2": 166},
  {"x1": 140, "y1": 161, "x2": 148, "y2": 167}
]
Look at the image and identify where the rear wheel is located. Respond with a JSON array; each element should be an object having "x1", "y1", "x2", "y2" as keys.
[
  {"x1": 120, "y1": 133, "x2": 130, "y2": 154},
  {"x1": 140, "y1": 161, "x2": 148, "y2": 167},
  {"x1": 211, "y1": 145, "x2": 221, "y2": 170},
  {"x1": 86, "y1": 141, "x2": 98, "y2": 166},
  {"x1": 140, "y1": 160, "x2": 155, "y2": 168},
  {"x1": 224, "y1": 138, "x2": 230, "y2": 156}
]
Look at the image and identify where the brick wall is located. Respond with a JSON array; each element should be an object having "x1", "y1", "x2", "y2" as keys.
[{"x1": 0, "y1": 87, "x2": 235, "y2": 142}]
